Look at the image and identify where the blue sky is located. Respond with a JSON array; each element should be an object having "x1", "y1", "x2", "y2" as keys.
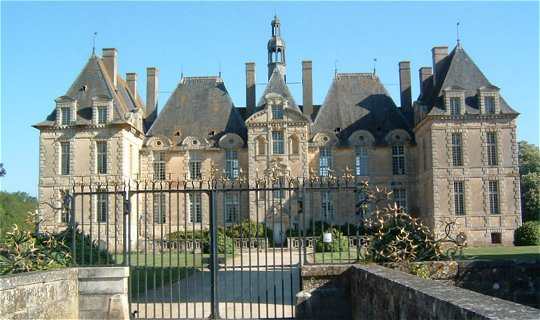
[{"x1": 1, "y1": 1, "x2": 538, "y2": 196}]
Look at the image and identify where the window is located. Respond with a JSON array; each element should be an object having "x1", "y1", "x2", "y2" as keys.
[
  {"x1": 272, "y1": 105, "x2": 284, "y2": 119},
  {"x1": 450, "y1": 97, "x2": 461, "y2": 115},
  {"x1": 319, "y1": 147, "x2": 332, "y2": 176},
  {"x1": 488, "y1": 181, "x2": 500, "y2": 215},
  {"x1": 451, "y1": 133, "x2": 463, "y2": 166},
  {"x1": 272, "y1": 131, "x2": 284, "y2": 154},
  {"x1": 97, "y1": 192, "x2": 108, "y2": 223},
  {"x1": 355, "y1": 146, "x2": 368, "y2": 176},
  {"x1": 61, "y1": 107, "x2": 71, "y2": 125},
  {"x1": 392, "y1": 145, "x2": 405, "y2": 175},
  {"x1": 272, "y1": 177, "x2": 285, "y2": 200},
  {"x1": 153, "y1": 193, "x2": 166, "y2": 224},
  {"x1": 485, "y1": 96, "x2": 496, "y2": 114},
  {"x1": 321, "y1": 192, "x2": 335, "y2": 220},
  {"x1": 392, "y1": 188, "x2": 407, "y2": 211},
  {"x1": 153, "y1": 152, "x2": 166, "y2": 180},
  {"x1": 356, "y1": 190, "x2": 369, "y2": 218},
  {"x1": 96, "y1": 141, "x2": 108, "y2": 174},
  {"x1": 97, "y1": 106, "x2": 108, "y2": 124},
  {"x1": 189, "y1": 160, "x2": 201, "y2": 180},
  {"x1": 486, "y1": 132, "x2": 498, "y2": 166},
  {"x1": 289, "y1": 136, "x2": 299, "y2": 155},
  {"x1": 189, "y1": 193, "x2": 202, "y2": 223},
  {"x1": 60, "y1": 142, "x2": 70, "y2": 175},
  {"x1": 224, "y1": 192, "x2": 239, "y2": 223},
  {"x1": 225, "y1": 150, "x2": 239, "y2": 179},
  {"x1": 257, "y1": 137, "x2": 266, "y2": 156},
  {"x1": 453, "y1": 181, "x2": 465, "y2": 215},
  {"x1": 490, "y1": 232, "x2": 502, "y2": 244}
]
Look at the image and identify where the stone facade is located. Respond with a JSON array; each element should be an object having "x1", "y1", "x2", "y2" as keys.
[{"x1": 34, "y1": 17, "x2": 521, "y2": 246}]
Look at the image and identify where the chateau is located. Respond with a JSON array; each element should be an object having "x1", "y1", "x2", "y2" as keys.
[{"x1": 34, "y1": 17, "x2": 521, "y2": 246}]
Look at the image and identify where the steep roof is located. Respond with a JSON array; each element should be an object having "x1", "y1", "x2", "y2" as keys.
[
  {"x1": 313, "y1": 73, "x2": 411, "y2": 144},
  {"x1": 36, "y1": 54, "x2": 141, "y2": 127},
  {"x1": 256, "y1": 68, "x2": 300, "y2": 112},
  {"x1": 418, "y1": 46, "x2": 517, "y2": 115},
  {"x1": 147, "y1": 76, "x2": 247, "y2": 142}
]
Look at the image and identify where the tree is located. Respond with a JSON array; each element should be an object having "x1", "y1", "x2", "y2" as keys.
[
  {"x1": 0, "y1": 163, "x2": 5, "y2": 177},
  {"x1": 518, "y1": 141, "x2": 540, "y2": 222},
  {"x1": 0, "y1": 192, "x2": 38, "y2": 240}
]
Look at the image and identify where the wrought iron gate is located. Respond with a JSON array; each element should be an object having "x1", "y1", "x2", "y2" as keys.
[{"x1": 68, "y1": 177, "x2": 368, "y2": 319}]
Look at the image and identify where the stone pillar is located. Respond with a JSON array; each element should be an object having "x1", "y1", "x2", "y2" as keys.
[
  {"x1": 399, "y1": 61, "x2": 412, "y2": 108},
  {"x1": 126, "y1": 73, "x2": 137, "y2": 98},
  {"x1": 145, "y1": 67, "x2": 159, "y2": 125},
  {"x1": 102, "y1": 48, "x2": 118, "y2": 87},
  {"x1": 246, "y1": 62, "x2": 256, "y2": 116},
  {"x1": 431, "y1": 46, "x2": 448, "y2": 85},
  {"x1": 302, "y1": 60, "x2": 313, "y2": 119}
]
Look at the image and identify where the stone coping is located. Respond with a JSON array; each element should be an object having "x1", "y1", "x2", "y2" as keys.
[
  {"x1": 78, "y1": 266, "x2": 130, "y2": 279},
  {"x1": 353, "y1": 264, "x2": 540, "y2": 320},
  {"x1": 0, "y1": 268, "x2": 78, "y2": 290}
]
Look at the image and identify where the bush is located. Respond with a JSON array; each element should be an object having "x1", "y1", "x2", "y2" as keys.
[
  {"x1": 315, "y1": 228, "x2": 349, "y2": 253},
  {"x1": 514, "y1": 221, "x2": 540, "y2": 246},
  {"x1": 225, "y1": 220, "x2": 270, "y2": 239},
  {"x1": 167, "y1": 229, "x2": 208, "y2": 241},
  {"x1": 202, "y1": 231, "x2": 234, "y2": 254}
]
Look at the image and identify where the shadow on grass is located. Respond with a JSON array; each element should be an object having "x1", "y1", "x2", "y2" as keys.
[{"x1": 130, "y1": 266, "x2": 198, "y2": 300}]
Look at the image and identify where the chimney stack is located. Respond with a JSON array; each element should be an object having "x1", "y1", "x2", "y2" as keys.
[
  {"x1": 245, "y1": 62, "x2": 256, "y2": 116},
  {"x1": 431, "y1": 46, "x2": 448, "y2": 85},
  {"x1": 398, "y1": 61, "x2": 412, "y2": 108},
  {"x1": 102, "y1": 48, "x2": 118, "y2": 87},
  {"x1": 145, "y1": 67, "x2": 159, "y2": 124},
  {"x1": 419, "y1": 67, "x2": 433, "y2": 97},
  {"x1": 126, "y1": 73, "x2": 137, "y2": 100},
  {"x1": 302, "y1": 60, "x2": 313, "y2": 119}
]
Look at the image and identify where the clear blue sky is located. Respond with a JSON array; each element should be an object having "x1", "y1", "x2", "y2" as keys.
[{"x1": 1, "y1": 1, "x2": 538, "y2": 196}]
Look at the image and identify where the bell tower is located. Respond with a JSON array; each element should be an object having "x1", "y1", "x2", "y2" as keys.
[{"x1": 267, "y1": 15, "x2": 286, "y2": 80}]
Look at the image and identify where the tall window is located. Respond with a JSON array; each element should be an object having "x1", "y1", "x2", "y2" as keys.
[
  {"x1": 60, "y1": 142, "x2": 70, "y2": 175},
  {"x1": 451, "y1": 133, "x2": 463, "y2": 166},
  {"x1": 224, "y1": 192, "x2": 239, "y2": 223},
  {"x1": 484, "y1": 96, "x2": 496, "y2": 114},
  {"x1": 153, "y1": 193, "x2": 166, "y2": 224},
  {"x1": 392, "y1": 145, "x2": 405, "y2": 175},
  {"x1": 97, "y1": 106, "x2": 108, "y2": 124},
  {"x1": 61, "y1": 107, "x2": 71, "y2": 125},
  {"x1": 189, "y1": 160, "x2": 201, "y2": 180},
  {"x1": 272, "y1": 105, "x2": 284, "y2": 119},
  {"x1": 392, "y1": 188, "x2": 407, "y2": 211},
  {"x1": 355, "y1": 146, "x2": 368, "y2": 176},
  {"x1": 189, "y1": 193, "x2": 202, "y2": 223},
  {"x1": 319, "y1": 147, "x2": 332, "y2": 176},
  {"x1": 488, "y1": 181, "x2": 500, "y2": 215},
  {"x1": 153, "y1": 152, "x2": 166, "y2": 180},
  {"x1": 453, "y1": 181, "x2": 465, "y2": 215},
  {"x1": 356, "y1": 190, "x2": 369, "y2": 218},
  {"x1": 450, "y1": 97, "x2": 461, "y2": 115},
  {"x1": 225, "y1": 150, "x2": 239, "y2": 179},
  {"x1": 272, "y1": 131, "x2": 284, "y2": 154},
  {"x1": 321, "y1": 192, "x2": 335, "y2": 220},
  {"x1": 486, "y1": 132, "x2": 498, "y2": 166},
  {"x1": 97, "y1": 193, "x2": 108, "y2": 223},
  {"x1": 96, "y1": 141, "x2": 108, "y2": 174}
]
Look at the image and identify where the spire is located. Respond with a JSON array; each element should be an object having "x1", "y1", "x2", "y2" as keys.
[
  {"x1": 456, "y1": 22, "x2": 462, "y2": 48},
  {"x1": 267, "y1": 15, "x2": 286, "y2": 80},
  {"x1": 91, "y1": 32, "x2": 97, "y2": 56}
]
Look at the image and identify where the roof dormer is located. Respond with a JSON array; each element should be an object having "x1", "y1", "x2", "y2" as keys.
[
  {"x1": 478, "y1": 85, "x2": 501, "y2": 115},
  {"x1": 442, "y1": 86, "x2": 466, "y2": 116},
  {"x1": 91, "y1": 95, "x2": 113, "y2": 125},
  {"x1": 55, "y1": 96, "x2": 77, "y2": 126}
]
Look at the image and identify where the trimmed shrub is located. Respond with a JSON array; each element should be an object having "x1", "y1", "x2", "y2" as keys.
[
  {"x1": 225, "y1": 220, "x2": 270, "y2": 239},
  {"x1": 514, "y1": 221, "x2": 540, "y2": 246},
  {"x1": 315, "y1": 228, "x2": 349, "y2": 253},
  {"x1": 202, "y1": 231, "x2": 234, "y2": 254}
]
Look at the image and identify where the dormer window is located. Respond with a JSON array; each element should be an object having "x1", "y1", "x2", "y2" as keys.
[
  {"x1": 484, "y1": 96, "x2": 496, "y2": 114},
  {"x1": 272, "y1": 105, "x2": 284, "y2": 119},
  {"x1": 97, "y1": 106, "x2": 108, "y2": 124},
  {"x1": 449, "y1": 97, "x2": 461, "y2": 115},
  {"x1": 61, "y1": 107, "x2": 72, "y2": 125}
]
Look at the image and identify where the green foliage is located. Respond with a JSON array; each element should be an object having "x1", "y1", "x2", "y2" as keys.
[
  {"x1": 315, "y1": 228, "x2": 349, "y2": 253},
  {"x1": 518, "y1": 141, "x2": 540, "y2": 222},
  {"x1": 408, "y1": 263, "x2": 431, "y2": 279},
  {"x1": 224, "y1": 220, "x2": 270, "y2": 239},
  {"x1": 0, "y1": 192, "x2": 38, "y2": 240},
  {"x1": 514, "y1": 221, "x2": 540, "y2": 246},
  {"x1": 167, "y1": 229, "x2": 208, "y2": 241},
  {"x1": 167, "y1": 229, "x2": 234, "y2": 254},
  {"x1": 56, "y1": 227, "x2": 114, "y2": 265}
]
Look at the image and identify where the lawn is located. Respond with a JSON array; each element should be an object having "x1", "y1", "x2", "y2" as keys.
[
  {"x1": 460, "y1": 246, "x2": 540, "y2": 261},
  {"x1": 309, "y1": 249, "x2": 365, "y2": 264}
]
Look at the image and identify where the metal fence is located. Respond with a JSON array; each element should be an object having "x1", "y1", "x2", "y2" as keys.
[{"x1": 67, "y1": 177, "x2": 371, "y2": 319}]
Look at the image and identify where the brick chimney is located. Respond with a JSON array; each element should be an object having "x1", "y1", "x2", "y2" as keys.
[
  {"x1": 419, "y1": 67, "x2": 433, "y2": 97},
  {"x1": 145, "y1": 67, "x2": 159, "y2": 124},
  {"x1": 102, "y1": 48, "x2": 118, "y2": 87},
  {"x1": 126, "y1": 73, "x2": 137, "y2": 99},
  {"x1": 245, "y1": 62, "x2": 256, "y2": 116},
  {"x1": 398, "y1": 61, "x2": 412, "y2": 108},
  {"x1": 431, "y1": 46, "x2": 448, "y2": 86},
  {"x1": 302, "y1": 60, "x2": 313, "y2": 119}
]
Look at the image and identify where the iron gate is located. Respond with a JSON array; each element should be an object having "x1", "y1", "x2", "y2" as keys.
[{"x1": 68, "y1": 177, "x2": 369, "y2": 319}]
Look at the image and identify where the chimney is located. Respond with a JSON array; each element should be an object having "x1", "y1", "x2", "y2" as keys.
[
  {"x1": 245, "y1": 62, "x2": 256, "y2": 116},
  {"x1": 398, "y1": 61, "x2": 412, "y2": 108},
  {"x1": 102, "y1": 48, "x2": 118, "y2": 87},
  {"x1": 419, "y1": 67, "x2": 433, "y2": 97},
  {"x1": 302, "y1": 60, "x2": 313, "y2": 119},
  {"x1": 431, "y1": 46, "x2": 448, "y2": 85},
  {"x1": 126, "y1": 73, "x2": 137, "y2": 99},
  {"x1": 145, "y1": 67, "x2": 159, "y2": 124}
]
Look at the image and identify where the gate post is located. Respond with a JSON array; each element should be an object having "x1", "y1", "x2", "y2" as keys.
[{"x1": 209, "y1": 189, "x2": 221, "y2": 319}]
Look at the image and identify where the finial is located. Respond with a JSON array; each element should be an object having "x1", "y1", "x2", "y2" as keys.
[
  {"x1": 456, "y1": 22, "x2": 461, "y2": 48},
  {"x1": 92, "y1": 32, "x2": 97, "y2": 56},
  {"x1": 218, "y1": 60, "x2": 222, "y2": 78},
  {"x1": 334, "y1": 60, "x2": 338, "y2": 78},
  {"x1": 373, "y1": 58, "x2": 377, "y2": 75},
  {"x1": 180, "y1": 65, "x2": 184, "y2": 80}
]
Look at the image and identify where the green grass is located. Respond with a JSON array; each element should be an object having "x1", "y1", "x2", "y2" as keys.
[
  {"x1": 460, "y1": 245, "x2": 540, "y2": 261},
  {"x1": 310, "y1": 249, "x2": 365, "y2": 264}
]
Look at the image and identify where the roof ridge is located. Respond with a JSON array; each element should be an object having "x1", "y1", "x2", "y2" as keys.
[{"x1": 336, "y1": 72, "x2": 377, "y2": 79}]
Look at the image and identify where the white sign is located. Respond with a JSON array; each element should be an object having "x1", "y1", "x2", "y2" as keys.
[{"x1": 323, "y1": 232, "x2": 333, "y2": 243}]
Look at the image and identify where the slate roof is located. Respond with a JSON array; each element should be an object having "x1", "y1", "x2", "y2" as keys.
[
  {"x1": 146, "y1": 76, "x2": 247, "y2": 142},
  {"x1": 312, "y1": 73, "x2": 411, "y2": 145},
  {"x1": 35, "y1": 54, "x2": 141, "y2": 127},
  {"x1": 418, "y1": 45, "x2": 517, "y2": 115},
  {"x1": 256, "y1": 68, "x2": 300, "y2": 112}
]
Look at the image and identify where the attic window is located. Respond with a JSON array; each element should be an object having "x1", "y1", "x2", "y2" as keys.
[
  {"x1": 334, "y1": 128, "x2": 341, "y2": 133},
  {"x1": 395, "y1": 135, "x2": 401, "y2": 140},
  {"x1": 359, "y1": 136, "x2": 365, "y2": 141},
  {"x1": 208, "y1": 131, "x2": 215, "y2": 137},
  {"x1": 175, "y1": 131, "x2": 181, "y2": 136},
  {"x1": 79, "y1": 85, "x2": 87, "y2": 92},
  {"x1": 156, "y1": 141, "x2": 162, "y2": 146},
  {"x1": 193, "y1": 140, "x2": 198, "y2": 145},
  {"x1": 323, "y1": 136, "x2": 329, "y2": 142}
]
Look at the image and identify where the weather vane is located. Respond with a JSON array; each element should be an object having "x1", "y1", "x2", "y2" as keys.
[
  {"x1": 373, "y1": 58, "x2": 377, "y2": 75},
  {"x1": 92, "y1": 32, "x2": 98, "y2": 55},
  {"x1": 456, "y1": 22, "x2": 461, "y2": 47}
]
